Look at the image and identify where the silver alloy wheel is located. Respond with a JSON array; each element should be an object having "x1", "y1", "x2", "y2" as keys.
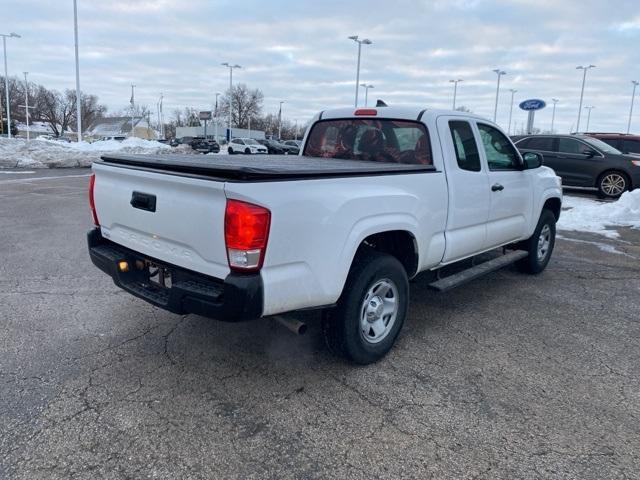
[
  {"x1": 360, "y1": 279, "x2": 399, "y2": 344},
  {"x1": 537, "y1": 224, "x2": 551, "y2": 262},
  {"x1": 601, "y1": 173, "x2": 626, "y2": 197}
]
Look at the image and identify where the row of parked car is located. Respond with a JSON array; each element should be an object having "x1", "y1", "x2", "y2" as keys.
[
  {"x1": 512, "y1": 132, "x2": 640, "y2": 198},
  {"x1": 169, "y1": 136, "x2": 302, "y2": 156}
]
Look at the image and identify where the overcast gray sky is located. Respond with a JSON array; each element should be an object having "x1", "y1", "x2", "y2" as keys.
[{"x1": 3, "y1": 0, "x2": 640, "y2": 133}]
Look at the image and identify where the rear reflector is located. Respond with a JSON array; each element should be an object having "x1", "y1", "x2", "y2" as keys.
[
  {"x1": 354, "y1": 108, "x2": 377, "y2": 116},
  {"x1": 224, "y1": 199, "x2": 271, "y2": 271},
  {"x1": 88, "y1": 173, "x2": 99, "y2": 226}
]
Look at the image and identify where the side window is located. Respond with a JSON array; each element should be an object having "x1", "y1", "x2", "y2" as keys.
[
  {"x1": 526, "y1": 137, "x2": 555, "y2": 151},
  {"x1": 601, "y1": 138, "x2": 619, "y2": 150},
  {"x1": 515, "y1": 137, "x2": 531, "y2": 148},
  {"x1": 477, "y1": 123, "x2": 520, "y2": 170},
  {"x1": 558, "y1": 138, "x2": 583, "y2": 154},
  {"x1": 449, "y1": 121, "x2": 481, "y2": 171},
  {"x1": 623, "y1": 139, "x2": 640, "y2": 154}
]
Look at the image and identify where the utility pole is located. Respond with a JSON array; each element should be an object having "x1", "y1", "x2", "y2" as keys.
[
  {"x1": 73, "y1": 0, "x2": 82, "y2": 141},
  {"x1": 360, "y1": 83, "x2": 374, "y2": 107},
  {"x1": 508, "y1": 89, "x2": 517, "y2": 135},
  {"x1": 130, "y1": 84, "x2": 135, "y2": 138},
  {"x1": 23, "y1": 72, "x2": 29, "y2": 140},
  {"x1": 492, "y1": 69, "x2": 506, "y2": 122},
  {"x1": 348, "y1": 36, "x2": 372, "y2": 107},
  {"x1": 1, "y1": 32, "x2": 21, "y2": 138},
  {"x1": 627, "y1": 81, "x2": 639, "y2": 134},
  {"x1": 221, "y1": 63, "x2": 241, "y2": 141},
  {"x1": 584, "y1": 106, "x2": 595, "y2": 131},
  {"x1": 278, "y1": 101, "x2": 284, "y2": 140},
  {"x1": 449, "y1": 79, "x2": 462, "y2": 109},
  {"x1": 575, "y1": 65, "x2": 595, "y2": 132},
  {"x1": 551, "y1": 98, "x2": 559, "y2": 133}
]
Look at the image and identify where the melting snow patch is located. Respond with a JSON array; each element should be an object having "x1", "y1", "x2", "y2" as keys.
[
  {"x1": 0, "y1": 137, "x2": 189, "y2": 169},
  {"x1": 558, "y1": 191, "x2": 640, "y2": 238}
]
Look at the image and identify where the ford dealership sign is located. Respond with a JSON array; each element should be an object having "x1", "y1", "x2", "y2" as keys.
[{"x1": 519, "y1": 99, "x2": 546, "y2": 111}]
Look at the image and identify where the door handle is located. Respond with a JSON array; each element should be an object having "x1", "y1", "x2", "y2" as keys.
[
  {"x1": 491, "y1": 183, "x2": 504, "y2": 192},
  {"x1": 130, "y1": 191, "x2": 157, "y2": 212}
]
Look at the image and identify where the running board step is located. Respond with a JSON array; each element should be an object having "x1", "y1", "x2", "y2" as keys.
[{"x1": 428, "y1": 250, "x2": 528, "y2": 292}]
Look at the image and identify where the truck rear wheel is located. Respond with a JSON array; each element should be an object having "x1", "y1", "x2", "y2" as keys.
[
  {"x1": 322, "y1": 249, "x2": 409, "y2": 364},
  {"x1": 516, "y1": 209, "x2": 556, "y2": 274}
]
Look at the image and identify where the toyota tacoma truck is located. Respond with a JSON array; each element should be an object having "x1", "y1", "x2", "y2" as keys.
[{"x1": 87, "y1": 106, "x2": 562, "y2": 364}]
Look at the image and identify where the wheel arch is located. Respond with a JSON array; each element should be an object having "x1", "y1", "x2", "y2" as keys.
[
  {"x1": 352, "y1": 229, "x2": 419, "y2": 279},
  {"x1": 542, "y1": 196, "x2": 562, "y2": 221}
]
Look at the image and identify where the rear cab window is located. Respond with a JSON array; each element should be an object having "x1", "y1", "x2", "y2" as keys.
[
  {"x1": 303, "y1": 118, "x2": 432, "y2": 165},
  {"x1": 449, "y1": 121, "x2": 481, "y2": 172}
]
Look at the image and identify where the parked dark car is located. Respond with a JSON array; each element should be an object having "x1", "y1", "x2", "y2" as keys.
[
  {"x1": 257, "y1": 138, "x2": 298, "y2": 154},
  {"x1": 582, "y1": 133, "x2": 640, "y2": 156},
  {"x1": 283, "y1": 140, "x2": 302, "y2": 150},
  {"x1": 189, "y1": 136, "x2": 220, "y2": 154},
  {"x1": 515, "y1": 134, "x2": 640, "y2": 198}
]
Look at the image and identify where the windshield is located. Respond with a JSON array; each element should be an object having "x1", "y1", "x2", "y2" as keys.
[
  {"x1": 245, "y1": 139, "x2": 260, "y2": 145},
  {"x1": 583, "y1": 137, "x2": 622, "y2": 155},
  {"x1": 303, "y1": 119, "x2": 432, "y2": 165}
]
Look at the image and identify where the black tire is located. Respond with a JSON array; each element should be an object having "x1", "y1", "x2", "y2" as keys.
[
  {"x1": 322, "y1": 249, "x2": 409, "y2": 364},
  {"x1": 516, "y1": 209, "x2": 556, "y2": 274},
  {"x1": 244, "y1": 148, "x2": 251, "y2": 155},
  {"x1": 228, "y1": 147, "x2": 234, "y2": 155},
  {"x1": 597, "y1": 170, "x2": 629, "y2": 199}
]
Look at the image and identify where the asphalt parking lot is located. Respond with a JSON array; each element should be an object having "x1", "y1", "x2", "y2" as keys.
[{"x1": 1, "y1": 169, "x2": 639, "y2": 479}]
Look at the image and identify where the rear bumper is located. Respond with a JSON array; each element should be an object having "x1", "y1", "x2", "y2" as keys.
[{"x1": 87, "y1": 229, "x2": 263, "y2": 321}]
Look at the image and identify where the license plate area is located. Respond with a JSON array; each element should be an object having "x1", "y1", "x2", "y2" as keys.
[{"x1": 140, "y1": 260, "x2": 172, "y2": 289}]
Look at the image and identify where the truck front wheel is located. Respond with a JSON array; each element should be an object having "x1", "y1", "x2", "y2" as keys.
[
  {"x1": 516, "y1": 209, "x2": 556, "y2": 274},
  {"x1": 322, "y1": 249, "x2": 409, "y2": 364}
]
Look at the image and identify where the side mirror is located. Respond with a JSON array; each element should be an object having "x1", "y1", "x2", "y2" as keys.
[
  {"x1": 582, "y1": 149, "x2": 597, "y2": 157},
  {"x1": 522, "y1": 152, "x2": 543, "y2": 169}
]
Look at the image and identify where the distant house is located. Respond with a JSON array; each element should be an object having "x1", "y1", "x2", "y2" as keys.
[
  {"x1": 16, "y1": 121, "x2": 61, "y2": 138},
  {"x1": 87, "y1": 116, "x2": 158, "y2": 140}
]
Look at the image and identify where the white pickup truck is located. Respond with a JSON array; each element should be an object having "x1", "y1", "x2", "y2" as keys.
[{"x1": 88, "y1": 106, "x2": 562, "y2": 364}]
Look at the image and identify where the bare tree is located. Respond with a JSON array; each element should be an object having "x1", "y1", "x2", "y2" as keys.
[{"x1": 219, "y1": 84, "x2": 263, "y2": 129}]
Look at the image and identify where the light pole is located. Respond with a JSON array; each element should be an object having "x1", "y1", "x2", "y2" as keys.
[
  {"x1": 449, "y1": 79, "x2": 462, "y2": 109},
  {"x1": 508, "y1": 88, "x2": 517, "y2": 135},
  {"x1": 551, "y1": 98, "x2": 559, "y2": 133},
  {"x1": 214, "y1": 92, "x2": 220, "y2": 141},
  {"x1": 221, "y1": 63, "x2": 241, "y2": 141},
  {"x1": 360, "y1": 83, "x2": 374, "y2": 107},
  {"x1": 348, "y1": 36, "x2": 372, "y2": 107},
  {"x1": 23, "y1": 72, "x2": 29, "y2": 140},
  {"x1": 72, "y1": 0, "x2": 82, "y2": 141},
  {"x1": 1, "y1": 32, "x2": 20, "y2": 138},
  {"x1": 278, "y1": 100, "x2": 284, "y2": 140},
  {"x1": 627, "y1": 80, "x2": 639, "y2": 134},
  {"x1": 584, "y1": 105, "x2": 594, "y2": 131},
  {"x1": 576, "y1": 65, "x2": 595, "y2": 132},
  {"x1": 129, "y1": 84, "x2": 135, "y2": 138},
  {"x1": 492, "y1": 69, "x2": 506, "y2": 122}
]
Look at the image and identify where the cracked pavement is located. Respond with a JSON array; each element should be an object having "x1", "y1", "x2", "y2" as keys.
[{"x1": 1, "y1": 169, "x2": 639, "y2": 479}]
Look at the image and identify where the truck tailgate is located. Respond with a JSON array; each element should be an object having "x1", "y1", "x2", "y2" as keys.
[{"x1": 92, "y1": 162, "x2": 230, "y2": 279}]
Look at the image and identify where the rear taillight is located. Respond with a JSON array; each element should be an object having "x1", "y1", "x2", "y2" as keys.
[
  {"x1": 88, "y1": 173, "x2": 99, "y2": 226},
  {"x1": 224, "y1": 199, "x2": 271, "y2": 271}
]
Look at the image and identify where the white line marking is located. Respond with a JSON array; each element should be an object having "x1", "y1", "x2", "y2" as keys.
[
  {"x1": 0, "y1": 173, "x2": 90, "y2": 184},
  {"x1": 0, "y1": 170, "x2": 36, "y2": 174}
]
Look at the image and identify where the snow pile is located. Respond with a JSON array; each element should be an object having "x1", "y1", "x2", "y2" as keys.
[
  {"x1": 68, "y1": 137, "x2": 171, "y2": 152},
  {"x1": 0, "y1": 137, "x2": 186, "y2": 169},
  {"x1": 558, "y1": 191, "x2": 640, "y2": 238}
]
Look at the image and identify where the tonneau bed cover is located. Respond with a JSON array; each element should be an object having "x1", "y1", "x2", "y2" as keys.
[{"x1": 98, "y1": 154, "x2": 435, "y2": 181}]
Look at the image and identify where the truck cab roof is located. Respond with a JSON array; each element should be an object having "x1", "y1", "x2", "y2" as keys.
[{"x1": 316, "y1": 106, "x2": 489, "y2": 124}]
